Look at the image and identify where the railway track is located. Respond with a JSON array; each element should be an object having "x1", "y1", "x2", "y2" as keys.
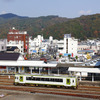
[
  {"x1": 0, "y1": 75, "x2": 100, "y2": 99},
  {"x1": 0, "y1": 85, "x2": 100, "y2": 99}
]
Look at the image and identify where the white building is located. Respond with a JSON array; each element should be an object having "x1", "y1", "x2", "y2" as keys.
[
  {"x1": 64, "y1": 34, "x2": 78, "y2": 56},
  {"x1": 57, "y1": 40, "x2": 64, "y2": 53},
  {"x1": 78, "y1": 39, "x2": 100, "y2": 54},
  {"x1": 7, "y1": 40, "x2": 24, "y2": 54},
  {"x1": 0, "y1": 39, "x2": 7, "y2": 52},
  {"x1": 29, "y1": 34, "x2": 78, "y2": 57},
  {"x1": 57, "y1": 34, "x2": 78, "y2": 56},
  {"x1": 29, "y1": 35, "x2": 44, "y2": 54}
]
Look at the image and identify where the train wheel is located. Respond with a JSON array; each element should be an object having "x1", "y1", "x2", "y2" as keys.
[
  {"x1": 14, "y1": 83, "x2": 17, "y2": 86},
  {"x1": 76, "y1": 85, "x2": 78, "y2": 89},
  {"x1": 57, "y1": 86, "x2": 60, "y2": 88},
  {"x1": 36, "y1": 84, "x2": 38, "y2": 87},
  {"x1": 47, "y1": 85, "x2": 51, "y2": 88},
  {"x1": 73, "y1": 87, "x2": 77, "y2": 90}
]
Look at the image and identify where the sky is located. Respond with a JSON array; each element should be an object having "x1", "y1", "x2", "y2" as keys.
[{"x1": 0, "y1": 0, "x2": 100, "y2": 18}]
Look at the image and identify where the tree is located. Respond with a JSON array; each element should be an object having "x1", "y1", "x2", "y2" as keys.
[
  {"x1": 59, "y1": 53, "x2": 62, "y2": 58},
  {"x1": 68, "y1": 54, "x2": 71, "y2": 60},
  {"x1": 75, "y1": 56, "x2": 78, "y2": 62}
]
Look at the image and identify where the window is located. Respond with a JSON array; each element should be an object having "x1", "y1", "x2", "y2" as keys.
[
  {"x1": 26, "y1": 77, "x2": 63, "y2": 82},
  {"x1": 20, "y1": 76, "x2": 23, "y2": 82},
  {"x1": 67, "y1": 79, "x2": 70, "y2": 83},
  {"x1": 58, "y1": 47, "x2": 63, "y2": 50},
  {"x1": 72, "y1": 80, "x2": 74, "y2": 83},
  {"x1": 20, "y1": 77, "x2": 23, "y2": 80},
  {"x1": 2, "y1": 46, "x2": 4, "y2": 49},
  {"x1": 66, "y1": 79, "x2": 70, "y2": 85}
]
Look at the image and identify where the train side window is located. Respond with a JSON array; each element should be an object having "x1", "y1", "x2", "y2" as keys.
[
  {"x1": 44, "y1": 78, "x2": 47, "y2": 81},
  {"x1": 35, "y1": 77, "x2": 40, "y2": 81},
  {"x1": 59, "y1": 79, "x2": 63, "y2": 82},
  {"x1": 54, "y1": 79, "x2": 57, "y2": 82},
  {"x1": 51, "y1": 78, "x2": 54, "y2": 82},
  {"x1": 32, "y1": 77, "x2": 35, "y2": 80},
  {"x1": 26, "y1": 77, "x2": 31, "y2": 80},
  {"x1": 41, "y1": 78, "x2": 44, "y2": 81},
  {"x1": 31, "y1": 77, "x2": 35, "y2": 80},
  {"x1": 72, "y1": 80, "x2": 74, "y2": 83},
  {"x1": 46, "y1": 78, "x2": 49, "y2": 81},
  {"x1": 26, "y1": 77, "x2": 28, "y2": 80},
  {"x1": 29, "y1": 77, "x2": 31, "y2": 80}
]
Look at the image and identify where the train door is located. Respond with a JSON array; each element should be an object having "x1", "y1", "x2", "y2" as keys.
[
  {"x1": 19, "y1": 76, "x2": 23, "y2": 83},
  {"x1": 66, "y1": 78, "x2": 71, "y2": 86}
]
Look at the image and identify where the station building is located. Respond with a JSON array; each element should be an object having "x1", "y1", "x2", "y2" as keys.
[{"x1": 0, "y1": 52, "x2": 100, "y2": 82}]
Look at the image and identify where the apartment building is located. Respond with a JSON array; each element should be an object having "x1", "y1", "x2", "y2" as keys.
[
  {"x1": 78, "y1": 39, "x2": 100, "y2": 54},
  {"x1": 57, "y1": 34, "x2": 78, "y2": 56},
  {"x1": 7, "y1": 27, "x2": 29, "y2": 55}
]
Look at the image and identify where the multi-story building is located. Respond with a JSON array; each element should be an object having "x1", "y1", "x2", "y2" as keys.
[
  {"x1": 78, "y1": 39, "x2": 100, "y2": 54},
  {"x1": 57, "y1": 34, "x2": 78, "y2": 56},
  {"x1": 7, "y1": 27, "x2": 29, "y2": 55},
  {"x1": 29, "y1": 35, "x2": 44, "y2": 54},
  {"x1": 64, "y1": 34, "x2": 78, "y2": 56},
  {"x1": 57, "y1": 40, "x2": 64, "y2": 53},
  {"x1": 29, "y1": 34, "x2": 78, "y2": 57}
]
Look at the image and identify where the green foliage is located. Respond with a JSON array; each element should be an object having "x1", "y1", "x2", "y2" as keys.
[
  {"x1": 59, "y1": 54, "x2": 62, "y2": 58},
  {"x1": 0, "y1": 14, "x2": 100, "y2": 40},
  {"x1": 68, "y1": 54, "x2": 71, "y2": 59},
  {"x1": 75, "y1": 56, "x2": 78, "y2": 61}
]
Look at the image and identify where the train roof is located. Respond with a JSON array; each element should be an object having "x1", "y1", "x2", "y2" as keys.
[{"x1": 15, "y1": 74, "x2": 77, "y2": 78}]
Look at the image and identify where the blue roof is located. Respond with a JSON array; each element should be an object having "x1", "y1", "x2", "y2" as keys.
[
  {"x1": 64, "y1": 53, "x2": 71, "y2": 56},
  {"x1": 78, "y1": 50, "x2": 94, "y2": 53}
]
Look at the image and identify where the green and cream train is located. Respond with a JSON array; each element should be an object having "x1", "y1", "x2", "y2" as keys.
[{"x1": 15, "y1": 74, "x2": 78, "y2": 89}]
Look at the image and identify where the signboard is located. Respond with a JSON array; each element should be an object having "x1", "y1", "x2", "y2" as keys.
[
  {"x1": 0, "y1": 66, "x2": 6, "y2": 69},
  {"x1": 42, "y1": 49, "x2": 45, "y2": 52},
  {"x1": 33, "y1": 50, "x2": 36, "y2": 53}
]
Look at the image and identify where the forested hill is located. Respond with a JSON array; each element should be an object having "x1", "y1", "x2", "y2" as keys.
[
  {"x1": 0, "y1": 13, "x2": 100, "y2": 40},
  {"x1": 42, "y1": 14, "x2": 100, "y2": 40},
  {"x1": 0, "y1": 13, "x2": 70, "y2": 39}
]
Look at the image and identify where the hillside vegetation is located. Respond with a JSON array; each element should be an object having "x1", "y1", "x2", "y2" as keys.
[{"x1": 0, "y1": 13, "x2": 100, "y2": 40}]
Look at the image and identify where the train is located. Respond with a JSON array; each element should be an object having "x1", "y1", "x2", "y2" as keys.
[{"x1": 14, "y1": 74, "x2": 78, "y2": 89}]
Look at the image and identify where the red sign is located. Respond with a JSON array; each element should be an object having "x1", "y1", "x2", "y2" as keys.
[
  {"x1": 72, "y1": 53, "x2": 73, "y2": 57},
  {"x1": 26, "y1": 45, "x2": 27, "y2": 49},
  {"x1": 0, "y1": 66, "x2": 6, "y2": 69}
]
